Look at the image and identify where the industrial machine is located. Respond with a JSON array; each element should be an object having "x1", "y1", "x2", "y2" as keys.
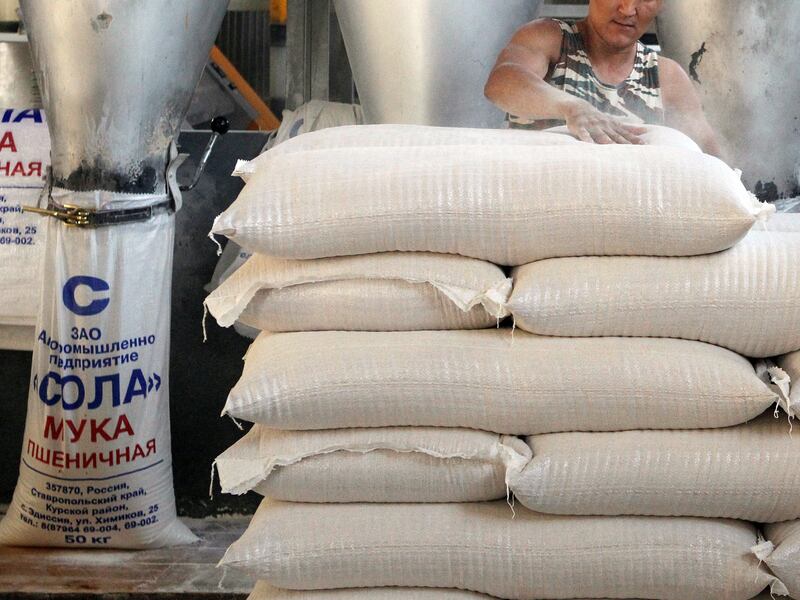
[{"x1": 0, "y1": 0, "x2": 229, "y2": 549}]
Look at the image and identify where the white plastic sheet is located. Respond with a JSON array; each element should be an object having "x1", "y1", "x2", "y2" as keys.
[{"x1": 0, "y1": 108, "x2": 50, "y2": 350}]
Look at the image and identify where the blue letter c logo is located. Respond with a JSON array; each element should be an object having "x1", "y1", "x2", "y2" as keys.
[{"x1": 62, "y1": 276, "x2": 110, "y2": 316}]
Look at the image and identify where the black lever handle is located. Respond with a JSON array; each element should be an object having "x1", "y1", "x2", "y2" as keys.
[{"x1": 179, "y1": 115, "x2": 230, "y2": 192}]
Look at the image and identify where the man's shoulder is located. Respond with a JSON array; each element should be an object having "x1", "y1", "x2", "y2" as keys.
[
  {"x1": 510, "y1": 18, "x2": 565, "y2": 59},
  {"x1": 657, "y1": 55, "x2": 681, "y2": 72},
  {"x1": 514, "y1": 18, "x2": 565, "y2": 40},
  {"x1": 658, "y1": 56, "x2": 693, "y2": 87},
  {"x1": 658, "y1": 55, "x2": 702, "y2": 111}
]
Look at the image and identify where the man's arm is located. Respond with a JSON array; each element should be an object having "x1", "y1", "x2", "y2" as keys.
[
  {"x1": 484, "y1": 19, "x2": 644, "y2": 144},
  {"x1": 660, "y1": 56, "x2": 723, "y2": 158},
  {"x1": 484, "y1": 20, "x2": 572, "y2": 121}
]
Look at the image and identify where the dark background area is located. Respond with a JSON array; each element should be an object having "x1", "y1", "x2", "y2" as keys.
[{"x1": 0, "y1": 130, "x2": 267, "y2": 518}]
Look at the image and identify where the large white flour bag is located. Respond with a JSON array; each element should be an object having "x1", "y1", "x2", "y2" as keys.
[
  {"x1": 508, "y1": 225, "x2": 800, "y2": 358},
  {"x1": 222, "y1": 500, "x2": 779, "y2": 599},
  {"x1": 0, "y1": 191, "x2": 195, "y2": 548},
  {"x1": 763, "y1": 520, "x2": 800, "y2": 598},
  {"x1": 0, "y1": 108, "x2": 49, "y2": 350},
  {"x1": 212, "y1": 126, "x2": 771, "y2": 266},
  {"x1": 248, "y1": 586, "x2": 775, "y2": 600}
]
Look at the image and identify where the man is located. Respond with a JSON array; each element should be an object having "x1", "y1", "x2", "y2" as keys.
[{"x1": 484, "y1": 0, "x2": 721, "y2": 156}]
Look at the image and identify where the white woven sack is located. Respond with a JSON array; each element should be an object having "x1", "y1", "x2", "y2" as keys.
[
  {"x1": 508, "y1": 223, "x2": 800, "y2": 357},
  {"x1": 214, "y1": 426, "x2": 529, "y2": 503},
  {"x1": 0, "y1": 195, "x2": 194, "y2": 549},
  {"x1": 234, "y1": 123, "x2": 578, "y2": 174},
  {"x1": 248, "y1": 583, "x2": 495, "y2": 599},
  {"x1": 775, "y1": 350, "x2": 800, "y2": 415},
  {"x1": 212, "y1": 101, "x2": 363, "y2": 293},
  {"x1": 763, "y1": 520, "x2": 800, "y2": 598},
  {"x1": 761, "y1": 212, "x2": 800, "y2": 233},
  {"x1": 204, "y1": 241, "x2": 260, "y2": 339},
  {"x1": 242, "y1": 122, "x2": 697, "y2": 166},
  {"x1": 544, "y1": 123, "x2": 703, "y2": 152},
  {"x1": 205, "y1": 252, "x2": 510, "y2": 333},
  {"x1": 510, "y1": 411, "x2": 799, "y2": 522},
  {"x1": 271, "y1": 100, "x2": 363, "y2": 150},
  {"x1": 220, "y1": 500, "x2": 780, "y2": 600},
  {"x1": 223, "y1": 330, "x2": 777, "y2": 434},
  {"x1": 206, "y1": 241, "x2": 251, "y2": 293},
  {"x1": 233, "y1": 279, "x2": 500, "y2": 332},
  {"x1": 248, "y1": 587, "x2": 776, "y2": 600},
  {"x1": 211, "y1": 127, "x2": 770, "y2": 266}
]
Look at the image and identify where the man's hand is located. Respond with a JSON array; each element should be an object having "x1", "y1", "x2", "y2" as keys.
[{"x1": 562, "y1": 99, "x2": 647, "y2": 145}]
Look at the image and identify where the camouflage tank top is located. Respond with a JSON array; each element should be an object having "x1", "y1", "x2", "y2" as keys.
[{"x1": 510, "y1": 19, "x2": 664, "y2": 128}]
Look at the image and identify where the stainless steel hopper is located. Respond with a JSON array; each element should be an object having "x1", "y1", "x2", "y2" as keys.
[{"x1": 333, "y1": 0, "x2": 540, "y2": 128}]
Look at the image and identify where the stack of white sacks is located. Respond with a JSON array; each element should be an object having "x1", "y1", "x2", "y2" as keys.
[{"x1": 205, "y1": 123, "x2": 800, "y2": 600}]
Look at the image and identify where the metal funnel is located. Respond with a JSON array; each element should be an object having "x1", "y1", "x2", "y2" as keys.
[
  {"x1": 333, "y1": 0, "x2": 540, "y2": 128},
  {"x1": 20, "y1": 0, "x2": 228, "y2": 194},
  {"x1": 658, "y1": 0, "x2": 800, "y2": 200}
]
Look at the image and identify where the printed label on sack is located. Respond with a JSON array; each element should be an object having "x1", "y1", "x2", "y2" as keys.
[
  {"x1": 23, "y1": 319, "x2": 160, "y2": 544},
  {"x1": 0, "y1": 108, "x2": 49, "y2": 332},
  {"x1": 0, "y1": 212, "x2": 194, "y2": 548}
]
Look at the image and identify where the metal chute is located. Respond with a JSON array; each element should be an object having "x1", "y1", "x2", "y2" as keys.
[
  {"x1": 333, "y1": 0, "x2": 541, "y2": 128},
  {"x1": 21, "y1": 0, "x2": 227, "y2": 194},
  {"x1": 0, "y1": 0, "x2": 229, "y2": 549}
]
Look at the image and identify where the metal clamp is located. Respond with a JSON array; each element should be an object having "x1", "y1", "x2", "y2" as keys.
[
  {"x1": 22, "y1": 201, "x2": 172, "y2": 227},
  {"x1": 23, "y1": 204, "x2": 92, "y2": 226}
]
